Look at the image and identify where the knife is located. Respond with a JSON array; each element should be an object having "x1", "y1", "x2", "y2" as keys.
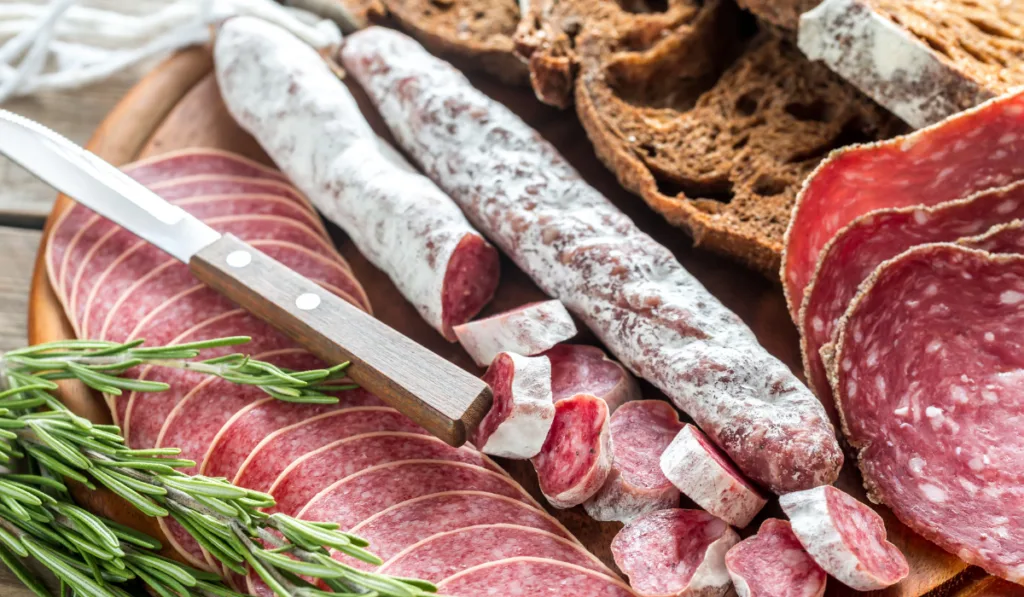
[{"x1": 0, "y1": 109, "x2": 492, "y2": 447}]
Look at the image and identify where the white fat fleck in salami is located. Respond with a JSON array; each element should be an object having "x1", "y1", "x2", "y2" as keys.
[
  {"x1": 214, "y1": 17, "x2": 499, "y2": 340},
  {"x1": 585, "y1": 400, "x2": 682, "y2": 523},
  {"x1": 546, "y1": 344, "x2": 640, "y2": 413},
  {"x1": 829, "y1": 244, "x2": 1024, "y2": 584},
  {"x1": 725, "y1": 519, "x2": 826, "y2": 597},
  {"x1": 779, "y1": 486, "x2": 908, "y2": 590},
  {"x1": 612, "y1": 509, "x2": 739, "y2": 597},
  {"x1": 436, "y1": 557, "x2": 638, "y2": 597},
  {"x1": 473, "y1": 352, "x2": 555, "y2": 459},
  {"x1": 660, "y1": 424, "x2": 766, "y2": 528},
  {"x1": 531, "y1": 393, "x2": 612, "y2": 509},
  {"x1": 342, "y1": 27, "x2": 842, "y2": 494},
  {"x1": 454, "y1": 300, "x2": 578, "y2": 367}
]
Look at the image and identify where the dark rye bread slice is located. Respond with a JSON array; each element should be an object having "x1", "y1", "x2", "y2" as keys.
[{"x1": 573, "y1": 2, "x2": 904, "y2": 276}]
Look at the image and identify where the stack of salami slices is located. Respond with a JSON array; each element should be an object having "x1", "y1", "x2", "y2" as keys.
[
  {"x1": 784, "y1": 90, "x2": 1024, "y2": 584},
  {"x1": 45, "y1": 149, "x2": 632, "y2": 596}
]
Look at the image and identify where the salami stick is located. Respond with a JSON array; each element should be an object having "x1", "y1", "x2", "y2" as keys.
[
  {"x1": 214, "y1": 17, "x2": 499, "y2": 340},
  {"x1": 342, "y1": 27, "x2": 842, "y2": 494}
]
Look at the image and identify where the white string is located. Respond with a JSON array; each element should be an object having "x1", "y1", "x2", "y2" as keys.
[{"x1": 0, "y1": 0, "x2": 342, "y2": 103}]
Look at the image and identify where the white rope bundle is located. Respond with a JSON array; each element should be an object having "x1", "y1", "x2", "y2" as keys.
[{"x1": 0, "y1": 0, "x2": 341, "y2": 103}]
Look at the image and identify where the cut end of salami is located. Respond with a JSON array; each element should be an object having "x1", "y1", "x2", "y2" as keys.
[
  {"x1": 660, "y1": 424, "x2": 766, "y2": 528},
  {"x1": 725, "y1": 519, "x2": 826, "y2": 597},
  {"x1": 473, "y1": 352, "x2": 555, "y2": 459},
  {"x1": 454, "y1": 300, "x2": 578, "y2": 367},
  {"x1": 780, "y1": 486, "x2": 908, "y2": 591},
  {"x1": 441, "y1": 234, "x2": 501, "y2": 341},
  {"x1": 531, "y1": 393, "x2": 611, "y2": 509},
  {"x1": 546, "y1": 344, "x2": 640, "y2": 412},
  {"x1": 612, "y1": 508, "x2": 739, "y2": 597}
]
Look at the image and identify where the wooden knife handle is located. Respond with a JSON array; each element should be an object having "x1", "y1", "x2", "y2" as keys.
[{"x1": 190, "y1": 234, "x2": 492, "y2": 446}]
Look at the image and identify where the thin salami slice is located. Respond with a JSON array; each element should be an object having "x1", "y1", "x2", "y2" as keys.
[
  {"x1": 215, "y1": 17, "x2": 499, "y2": 341},
  {"x1": 267, "y1": 433, "x2": 501, "y2": 516},
  {"x1": 546, "y1": 344, "x2": 640, "y2": 413},
  {"x1": 380, "y1": 524, "x2": 613, "y2": 582},
  {"x1": 725, "y1": 519, "x2": 827, "y2": 597},
  {"x1": 121, "y1": 147, "x2": 288, "y2": 185},
  {"x1": 585, "y1": 400, "x2": 683, "y2": 523},
  {"x1": 779, "y1": 486, "x2": 908, "y2": 590},
  {"x1": 436, "y1": 557, "x2": 637, "y2": 597},
  {"x1": 660, "y1": 424, "x2": 766, "y2": 528},
  {"x1": 965, "y1": 219, "x2": 1024, "y2": 254},
  {"x1": 343, "y1": 27, "x2": 842, "y2": 494},
  {"x1": 530, "y1": 393, "x2": 611, "y2": 508},
  {"x1": 828, "y1": 244, "x2": 1022, "y2": 583},
  {"x1": 454, "y1": 300, "x2": 578, "y2": 367},
  {"x1": 473, "y1": 352, "x2": 555, "y2": 459},
  {"x1": 148, "y1": 175, "x2": 308, "y2": 206},
  {"x1": 784, "y1": 90, "x2": 1024, "y2": 323},
  {"x1": 611, "y1": 509, "x2": 739, "y2": 597}
]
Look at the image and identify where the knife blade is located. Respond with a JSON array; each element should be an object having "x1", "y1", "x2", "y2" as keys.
[{"x1": 0, "y1": 109, "x2": 491, "y2": 447}]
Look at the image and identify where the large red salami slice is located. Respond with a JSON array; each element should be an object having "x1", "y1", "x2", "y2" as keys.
[
  {"x1": 611, "y1": 509, "x2": 739, "y2": 597},
  {"x1": 829, "y1": 244, "x2": 1024, "y2": 583},
  {"x1": 531, "y1": 393, "x2": 612, "y2": 508},
  {"x1": 966, "y1": 220, "x2": 1024, "y2": 254},
  {"x1": 436, "y1": 558, "x2": 638, "y2": 597},
  {"x1": 725, "y1": 519, "x2": 826, "y2": 597},
  {"x1": 453, "y1": 300, "x2": 578, "y2": 367},
  {"x1": 473, "y1": 352, "x2": 555, "y2": 459},
  {"x1": 584, "y1": 400, "x2": 683, "y2": 523},
  {"x1": 342, "y1": 27, "x2": 842, "y2": 494},
  {"x1": 546, "y1": 344, "x2": 639, "y2": 413},
  {"x1": 121, "y1": 148, "x2": 288, "y2": 185},
  {"x1": 783, "y1": 90, "x2": 1024, "y2": 323},
  {"x1": 148, "y1": 175, "x2": 310, "y2": 206},
  {"x1": 215, "y1": 17, "x2": 500, "y2": 341}
]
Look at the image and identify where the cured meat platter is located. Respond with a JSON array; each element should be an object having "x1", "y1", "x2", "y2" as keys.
[{"x1": 25, "y1": 43, "x2": 998, "y2": 597}]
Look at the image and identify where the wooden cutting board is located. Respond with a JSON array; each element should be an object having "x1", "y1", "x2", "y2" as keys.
[{"x1": 27, "y1": 44, "x2": 991, "y2": 597}]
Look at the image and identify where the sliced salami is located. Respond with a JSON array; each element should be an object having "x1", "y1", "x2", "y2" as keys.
[
  {"x1": 454, "y1": 300, "x2": 578, "y2": 367},
  {"x1": 148, "y1": 175, "x2": 309, "y2": 207},
  {"x1": 436, "y1": 558, "x2": 638, "y2": 597},
  {"x1": 530, "y1": 393, "x2": 612, "y2": 508},
  {"x1": 725, "y1": 519, "x2": 826, "y2": 597},
  {"x1": 379, "y1": 524, "x2": 613, "y2": 582},
  {"x1": 215, "y1": 17, "x2": 499, "y2": 341},
  {"x1": 779, "y1": 486, "x2": 908, "y2": 590},
  {"x1": 546, "y1": 344, "x2": 640, "y2": 412},
  {"x1": 660, "y1": 424, "x2": 766, "y2": 528},
  {"x1": 784, "y1": 89, "x2": 1024, "y2": 323},
  {"x1": 965, "y1": 219, "x2": 1024, "y2": 254},
  {"x1": 473, "y1": 352, "x2": 555, "y2": 459},
  {"x1": 343, "y1": 27, "x2": 842, "y2": 494},
  {"x1": 267, "y1": 433, "x2": 501, "y2": 516},
  {"x1": 611, "y1": 509, "x2": 739, "y2": 597},
  {"x1": 828, "y1": 244, "x2": 1024, "y2": 584},
  {"x1": 585, "y1": 400, "x2": 682, "y2": 523},
  {"x1": 121, "y1": 147, "x2": 288, "y2": 185}
]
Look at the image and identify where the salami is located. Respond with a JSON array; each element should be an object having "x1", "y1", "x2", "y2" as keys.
[
  {"x1": 454, "y1": 300, "x2": 578, "y2": 367},
  {"x1": 215, "y1": 16, "x2": 499, "y2": 341},
  {"x1": 725, "y1": 519, "x2": 826, "y2": 597},
  {"x1": 148, "y1": 175, "x2": 310, "y2": 206},
  {"x1": 965, "y1": 219, "x2": 1024, "y2": 254},
  {"x1": 473, "y1": 352, "x2": 555, "y2": 459},
  {"x1": 546, "y1": 344, "x2": 640, "y2": 412},
  {"x1": 121, "y1": 148, "x2": 288, "y2": 185},
  {"x1": 828, "y1": 244, "x2": 1024, "y2": 583},
  {"x1": 779, "y1": 486, "x2": 908, "y2": 590},
  {"x1": 584, "y1": 400, "x2": 682, "y2": 523},
  {"x1": 612, "y1": 509, "x2": 739, "y2": 597},
  {"x1": 783, "y1": 90, "x2": 1024, "y2": 324},
  {"x1": 343, "y1": 27, "x2": 842, "y2": 494},
  {"x1": 531, "y1": 394, "x2": 612, "y2": 508},
  {"x1": 436, "y1": 558, "x2": 638, "y2": 597},
  {"x1": 660, "y1": 424, "x2": 766, "y2": 528}
]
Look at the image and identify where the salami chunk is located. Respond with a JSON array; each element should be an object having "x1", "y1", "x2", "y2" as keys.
[
  {"x1": 612, "y1": 509, "x2": 739, "y2": 597},
  {"x1": 454, "y1": 300, "x2": 578, "y2": 367},
  {"x1": 531, "y1": 394, "x2": 612, "y2": 508},
  {"x1": 343, "y1": 27, "x2": 842, "y2": 493},
  {"x1": 547, "y1": 344, "x2": 640, "y2": 412},
  {"x1": 784, "y1": 90, "x2": 1024, "y2": 323},
  {"x1": 585, "y1": 400, "x2": 682, "y2": 523},
  {"x1": 436, "y1": 558, "x2": 637, "y2": 597},
  {"x1": 779, "y1": 486, "x2": 908, "y2": 590},
  {"x1": 725, "y1": 519, "x2": 826, "y2": 597},
  {"x1": 829, "y1": 244, "x2": 1024, "y2": 583},
  {"x1": 660, "y1": 424, "x2": 766, "y2": 528},
  {"x1": 473, "y1": 352, "x2": 555, "y2": 459}
]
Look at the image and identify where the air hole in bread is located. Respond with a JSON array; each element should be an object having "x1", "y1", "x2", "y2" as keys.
[
  {"x1": 966, "y1": 17, "x2": 1016, "y2": 39},
  {"x1": 751, "y1": 174, "x2": 786, "y2": 197},
  {"x1": 735, "y1": 93, "x2": 758, "y2": 116},
  {"x1": 784, "y1": 99, "x2": 835, "y2": 123},
  {"x1": 959, "y1": 40, "x2": 1002, "y2": 67},
  {"x1": 918, "y1": 33, "x2": 953, "y2": 60},
  {"x1": 732, "y1": 136, "x2": 749, "y2": 150},
  {"x1": 654, "y1": 173, "x2": 735, "y2": 204},
  {"x1": 786, "y1": 116, "x2": 876, "y2": 164},
  {"x1": 615, "y1": 0, "x2": 669, "y2": 14}
]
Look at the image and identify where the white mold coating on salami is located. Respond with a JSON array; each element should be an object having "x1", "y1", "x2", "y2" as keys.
[
  {"x1": 454, "y1": 300, "x2": 578, "y2": 366},
  {"x1": 342, "y1": 26, "x2": 842, "y2": 494},
  {"x1": 660, "y1": 424, "x2": 766, "y2": 528},
  {"x1": 779, "y1": 486, "x2": 908, "y2": 590},
  {"x1": 215, "y1": 17, "x2": 498, "y2": 340},
  {"x1": 725, "y1": 519, "x2": 827, "y2": 597},
  {"x1": 474, "y1": 352, "x2": 555, "y2": 459}
]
